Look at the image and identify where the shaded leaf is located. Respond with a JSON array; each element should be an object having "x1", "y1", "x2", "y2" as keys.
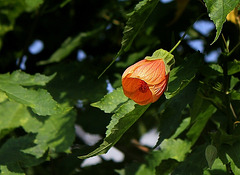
[
  {"x1": 23, "y1": 109, "x2": 76, "y2": 158},
  {"x1": 172, "y1": 144, "x2": 208, "y2": 175},
  {"x1": 155, "y1": 80, "x2": 198, "y2": 147},
  {"x1": 203, "y1": 0, "x2": 240, "y2": 44},
  {"x1": 187, "y1": 93, "x2": 217, "y2": 145},
  {"x1": 116, "y1": 0, "x2": 159, "y2": 57},
  {"x1": 0, "y1": 134, "x2": 46, "y2": 168},
  {"x1": 165, "y1": 52, "x2": 203, "y2": 99},
  {"x1": 38, "y1": 27, "x2": 104, "y2": 65}
]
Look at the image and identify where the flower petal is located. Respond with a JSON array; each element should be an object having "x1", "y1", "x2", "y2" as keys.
[
  {"x1": 122, "y1": 76, "x2": 153, "y2": 105},
  {"x1": 130, "y1": 59, "x2": 166, "y2": 85}
]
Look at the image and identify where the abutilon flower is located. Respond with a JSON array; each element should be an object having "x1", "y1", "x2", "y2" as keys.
[{"x1": 122, "y1": 58, "x2": 169, "y2": 105}]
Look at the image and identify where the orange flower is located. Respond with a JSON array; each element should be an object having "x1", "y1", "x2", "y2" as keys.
[{"x1": 122, "y1": 59, "x2": 169, "y2": 105}]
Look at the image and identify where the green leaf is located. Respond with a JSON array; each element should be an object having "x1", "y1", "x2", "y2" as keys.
[
  {"x1": 25, "y1": 0, "x2": 43, "y2": 11},
  {"x1": 0, "y1": 70, "x2": 56, "y2": 86},
  {"x1": 228, "y1": 59, "x2": 240, "y2": 75},
  {"x1": 91, "y1": 87, "x2": 128, "y2": 113},
  {"x1": 187, "y1": 94, "x2": 217, "y2": 145},
  {"x1": 0, "y1": 71, "x2": 65, "y2": 116},
  {"x1": 38, "y1": 27, "x2": 104, "y2": 65},
  {"x1": 23, "y1": 109, "x2": 76, "y2": 158},
  {"x1": 79, "y1": 103, "x2": 150, "y2": 159},
  {"x1": 203, "y1": 0, "x2": 240, "y2": 44},
  {"x1": 0, "y1": 162, "x2": 25, "y2": 175},
  {"x1": 116, "y1": 0, "x2": 159, "y2": 57},
  {"x1": 0, "y1": 134, "x2": 46, "y2": 169},
  {"x1": 0, "y1": 100, "x2": 42, "y2": 134},
  {"x1": 121, "y1": 139, "x2": 191, "y2": 175},
  {"x1": 172, "y1": 144, "x2": 208, "y2": 175},
  {"x1": 145, "y1": 49, "x2": 175, "y2": 74},
  {"x1": 205, "y1": 145, "x2": 218, "y2": 168},
  {"x1": 155, "y1": 80, "x2": 198, "y2": 147},
  {"x1": 165, "y1": 52, "x2": 203, "y2": 99}
]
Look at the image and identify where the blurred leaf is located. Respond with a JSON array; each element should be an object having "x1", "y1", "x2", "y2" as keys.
[
  {"x1": 203, "y1": 158, "x2": 227, "y2": 175},
  {"x1": 165, "y1": 52, "x2": 203, "y2": 99},
  {"x1": 155, "y1": 80, "x2": 198, "y2": 147},
  {"x1": 219, "y1": 141, "x2": 240, "y2": 171},
  {"x1": 231, "y1": 90, "x2": 240, "y2": 100},
  {"x1": 121, "y1": 139, "x2": 191, "y2": 175},
  {"x1": 79, "y1": 103, "x2": 150, "y2": 159},
  {"x1": 172, "y1": 144, "x2": 208, "y2": 175},
  {"x1": 116, "y1": 0, "x2": 159, "y2": 57},
  {"x1": 228, "y1": 59, "x2": 240, "y2": 75},
  {"x1": 38, "y1": 27, "x2": 104, "y2": 65},
  {"x1": 171, "y1": 117, "x2": 191, "y2": 139},
  {"x1": 187, "y1": 94, "x2": 217, "y2": 145},
  {"x1": 205, "y1": 145, "x2": 218, "y2": 168},
  {"x1": 167, "y1": 0, "x2": 190, "y2": 25},
  {"x1": 91, "y1": 87, "x2": 128, "y2": 113},
  {"x1": 0, "y1": 163, "x2": 25, "y2": 175},
  {"x1": 0, "y1": 71, "x2": 66, "y2": 116},
  {"x1": 203, "y1": 0, "x2": 240, "y2": 44},
  {"x1": 25, "y1": 0, "x2": 43, "y2": 11}
]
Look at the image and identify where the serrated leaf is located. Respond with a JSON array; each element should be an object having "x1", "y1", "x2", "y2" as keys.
[
  {"x1": 79, "y1": 103, "x2": 150, "y2": 159},
  {"x1": 204, "y1": 0, "x2": 240, "y2": 44},
  {"x1": 38, "y1": 27, "x2": 103, "y2": 65},
  {"x1": 165, "y1": 52, "x2": 203, "y2": 99},
  {"x1": 0, "y1": 71, "x2": 65, "y2": 116},
  {"x1": 23, "y1": 109, "x2": 76, "y2": 158},
  {"x1": 0, "y1": 70, "x2": 56, "y2": 86},
  {"x1": 0, "y1": 100, "x2": 42, "y2": 134},
  {"x1": 91, "y1": 87, "x2": 128, "y2": 113},
  {"x1": 116, "y1": 0, "x2": 159, "y2": 57}
]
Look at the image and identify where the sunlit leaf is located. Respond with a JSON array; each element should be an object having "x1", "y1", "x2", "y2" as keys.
[
  {"x1": 23, "y1": 109, "x2": 76, "y2": 158},
  {"x1": 91, "y1": 87, "x2": 128, "y2": 113},
  {"x1": 203, "y1": 0, "x2": 240, "y2": 44},
  {"x1": 0, "y1": 71, "x2": 65, "y2": 116},
  {"x1": 0, "y1": 70, "x2": 56, "y2": 86},
  {"x1": 79, "y1": 103, "x2": 150, "y2": 159}
]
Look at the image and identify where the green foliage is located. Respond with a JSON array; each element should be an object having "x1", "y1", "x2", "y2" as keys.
[
  {"x1": 203, "y1": 0, "x2": 240, "y2": 44},
  {"x1": 0, "y1": 0, "x2": 240, "y2": 174}
]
